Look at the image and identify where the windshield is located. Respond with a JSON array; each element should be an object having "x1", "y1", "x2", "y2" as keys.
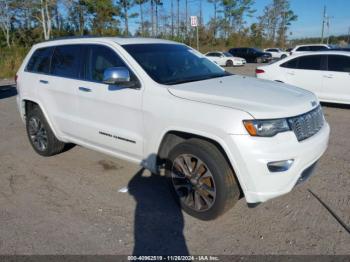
[
  {"x1": 252, "y1": 48, "x2": 263, "y2": 53},
  {"x1": 223, "y1": 52, "x2": 233, "y2": 57},
  {"x1": 122, "y1": 44, "x2": 229, "y2": 85}
]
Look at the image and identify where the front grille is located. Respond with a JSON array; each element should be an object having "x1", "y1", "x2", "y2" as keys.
[{"x1": 288, "y1": 106, "x2": 324, "y2": 141}]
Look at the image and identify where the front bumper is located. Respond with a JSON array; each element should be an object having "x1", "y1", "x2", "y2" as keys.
[
  {"x1": 233, "y1": 60, "x2": 244, "y2": 66},
  {"x1": 227, "y1": 122, "x2": 330, "y2": 203},
  {"x1": 262, "y1": 56, "x2": 273, "y2": 62}
]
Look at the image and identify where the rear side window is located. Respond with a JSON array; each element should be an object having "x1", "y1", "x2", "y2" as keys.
[
  {"x1": 328, "y1": 55, "x2": 350, "y2": 73},
  {"x1": 26, "y1": 47, "x2": 53, "y2": 74},
  {"x1": 296, "y1": 46, "x2": 309, "y2": 51},
  {"x1": 85, "y1": 45, "x2": 126, "y2": 82},
  {"x1": 280, "y1": 58, "x2": 298, "y2": 69},
  {"x1": 51, "y1": 45, "x2": 82, "y2": 78},
  {"x1": 309, "y1": 46, "x2": 328, "y2": 51},
  {"x1": 297, "y1": 55, "x2": 323, "y2": 70}
]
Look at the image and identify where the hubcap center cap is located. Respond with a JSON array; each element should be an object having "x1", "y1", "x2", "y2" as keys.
[{"x1": 190, "y1": 178, "x2": 198, "y2": 185}]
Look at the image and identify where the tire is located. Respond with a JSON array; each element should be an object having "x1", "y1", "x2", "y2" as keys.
[
  {"x1": 26, "y1": 106, "x2": 66, "y2": 156},
  {"x1": 256, "y1": 57, "x2": 262, "y2": 63},
  {"x1": 225, "y1": 60, "x2": 234, "y2": 67},
  {"x1": 281, "y1": 54, "x2": 287, "y2": 59},
  {"x1": 165, "y1": 138, "x2": 240, "y2": 220}
]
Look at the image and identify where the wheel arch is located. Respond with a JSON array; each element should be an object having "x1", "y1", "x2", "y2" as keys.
[
  {"x1": 21, "y1": 98, "x2": 63, "y2": 141},
  {"x1": 156, "y1": 130, "x2": 244, "y2": 197}
]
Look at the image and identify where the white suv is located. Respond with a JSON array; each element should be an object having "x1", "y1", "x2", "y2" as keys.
[
  {"x1": 290, "y1": 44, "x2": 330, "y2": 55},
  {"x1": 16, "y1": 37, "x2": 330, "y2": 220}
]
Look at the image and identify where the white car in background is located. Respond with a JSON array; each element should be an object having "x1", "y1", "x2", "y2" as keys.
[
  {"x1": 256, "y1": 51, "x2": 350, "y2": 104},
  {"x1": 264, "y1": 48, "x2": 289, "y2": 59},
  {"x1": 205, "y1": 51, "x2": 246, "y2": 67},
  {"x1": 289, "y1": 44, "x2": 330, "y2": 55}
]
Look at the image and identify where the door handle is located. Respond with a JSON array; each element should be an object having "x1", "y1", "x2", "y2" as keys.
[
  {"x1": 39, "y1": 80, "x2": 49, "y2": 84},
  {"x1": 287, "y1": 72, "x2": 295, "y2": 76},
  {"x1": 79, "y1": 87, "x2": 92, "y2": 92},
  {"x1": 323, "y1": 75, "x2": 333, "y2": 79}
]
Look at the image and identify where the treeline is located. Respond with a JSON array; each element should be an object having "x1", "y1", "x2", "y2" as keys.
[
  {"x1": 0, "y1": 0, "x2": 298, "y2": 48},
  {"x1": 0, "y1": 0, "x2": 298, "y2": 78},
  {"x1": 290, "y1": 34, "x2": 350, "y2": 47}
]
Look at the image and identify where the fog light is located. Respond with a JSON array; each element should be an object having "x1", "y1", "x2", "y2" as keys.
[{"x1": 267, "y1": 159, "x2": 294, "y2": 172}]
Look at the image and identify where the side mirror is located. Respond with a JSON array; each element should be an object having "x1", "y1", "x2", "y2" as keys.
[{"x1": 103, "y1": 67, "x2": 130, "y2": 85}]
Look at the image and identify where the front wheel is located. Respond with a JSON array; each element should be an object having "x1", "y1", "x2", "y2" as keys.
[
  {"x1": 256, "y1": 57, "x2": 263, "y2": 63},
  {"x1": 281, "y1": 54, "x2": 287, "y2": 59},
  {"x1": 165, "y1": 139, "x2": 240, "y2": 220}
]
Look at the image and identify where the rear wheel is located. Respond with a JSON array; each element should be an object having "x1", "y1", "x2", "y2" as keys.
[
  {"x1": 256, "y1": 57, "x2": 263, "y2": 63},
  {"x1": 281, "y1": 54, "x2": 287, "y2": 59},
  {"x1": 225, "y1": 60, "x2": 234, "y2": 67},
  {"x1": 26, "y1": 106, "x2": 66, "y2": 156},
  {"x1": 165, "y1": 139, "x2": 240, "y2": 220}
]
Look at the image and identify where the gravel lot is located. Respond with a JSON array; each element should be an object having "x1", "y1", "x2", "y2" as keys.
[{"x1": 0, "y1": 64, "x2": 349, "y2": 256}]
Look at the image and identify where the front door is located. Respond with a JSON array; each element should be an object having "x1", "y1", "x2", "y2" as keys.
[{"x1": 75, "y1": 44, "x2": 144, "y2": 161}]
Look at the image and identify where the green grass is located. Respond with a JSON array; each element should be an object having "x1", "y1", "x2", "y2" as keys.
[{"x1": 0, "y1": 47, "x2": 29, "y2": 79}]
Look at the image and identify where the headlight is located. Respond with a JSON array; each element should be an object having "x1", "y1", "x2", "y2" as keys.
[{"x1": 243, "y1": 119, "x2": 290, "y2": 137}]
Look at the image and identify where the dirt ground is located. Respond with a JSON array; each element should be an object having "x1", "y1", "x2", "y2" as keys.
[{"x1": 0, "y1": 65, "x2": 349, "y2": 255}]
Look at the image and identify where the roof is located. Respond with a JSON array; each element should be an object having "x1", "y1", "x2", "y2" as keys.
[
  {"x1": 294, "y1": 44, "x2": 330, "y2": 47},
  {"x1": 33, "y1": 36, "x2": 179, "y2": 48},
  {"x1": 290, "y1": 50, "x2": 350, "y2": 57}
]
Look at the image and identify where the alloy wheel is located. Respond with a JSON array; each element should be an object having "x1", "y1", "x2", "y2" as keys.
[
  {"x1": 28, "y1": 116, "x2": 48, "y2": 151},
  {"x1": 171, "y1": 154, "x2": 216, "y2": 212}
]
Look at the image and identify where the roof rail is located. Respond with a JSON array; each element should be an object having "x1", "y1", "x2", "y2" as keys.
[{"x1": 44, "y1": 35, "x2": 103, "y2": 42}]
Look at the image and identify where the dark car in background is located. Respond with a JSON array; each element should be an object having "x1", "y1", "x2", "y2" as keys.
[{"x1": 228, "y1": 48, "x2": 272, "y2": 63}]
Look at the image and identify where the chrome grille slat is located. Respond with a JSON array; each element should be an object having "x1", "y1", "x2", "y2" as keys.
[{"x1": 288, "y1": 106, "x2": 324, "y2": 141}]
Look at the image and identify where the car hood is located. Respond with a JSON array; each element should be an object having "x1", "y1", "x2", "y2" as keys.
[{"x1": 167, "y1": 75, "x2": 318, "y2": 119}]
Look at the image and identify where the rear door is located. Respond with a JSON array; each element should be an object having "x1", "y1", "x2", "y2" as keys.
[
  {"x1": 323, "y1": 54, "x2": 350, "y2": 103},
  {"x1": 75, "y1": 44, "x2": 144, "y2": 160},
  {"x1": 42, "y1": 44, "x2": 83, "y2": 137},
  {"x1": 281, "y1": 55, "x2": 326, "y2": 95},
  {"x1": 25, "y1": 45, "x2": 82, "y2": 137},
  {"x1": 206, "y1": 52, "x2": 221, "y2": 65}
]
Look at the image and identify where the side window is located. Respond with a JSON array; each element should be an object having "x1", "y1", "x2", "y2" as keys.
[
  {"x1": 86, "y1": 45, "x2": 127, "y2": 82},
  {"x1": 296, "y1": 46, "x2": 309, "y2": 51},
  {"x1": 206, "y1": 53, "x2": 215, "y2": 57},
  {"x1": 310, "y1": 46, "x2": 328, "y2": 51},
  {"x1": 26, "y1": 47, "x2": 53, "y2": 74},
  {"x1": 297, "y1": 55, "x2": 322, "y2": 70},
  {"x1": 51, "y1": 45, "x2": 81, "y2": 78},
  {"x1": 280, "y1": 58, "x2": 298, "y2": 69},
  {"x1": 328, "y1": 55, "x2": 350, "y2": 73}
]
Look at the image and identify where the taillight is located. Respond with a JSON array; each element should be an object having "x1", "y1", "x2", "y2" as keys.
[{"x1": 255, "y1": 69, "x2": 265, "y2": 74}]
